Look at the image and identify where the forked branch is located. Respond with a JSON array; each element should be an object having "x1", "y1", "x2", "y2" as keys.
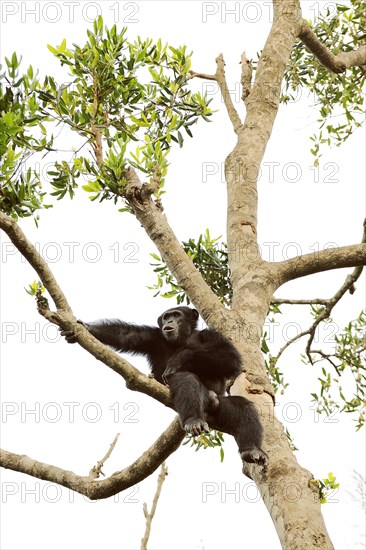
[
  {"x1": 189, "y1": 54, "x2": 243, "y2": 134},
  {"x1": 274, "y1": 236, "x2": 365, "y2": 366}
]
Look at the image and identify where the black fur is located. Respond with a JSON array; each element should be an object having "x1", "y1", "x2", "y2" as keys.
[{"x1": 61, "y1": 306, "x2": 268, "y2": 469}]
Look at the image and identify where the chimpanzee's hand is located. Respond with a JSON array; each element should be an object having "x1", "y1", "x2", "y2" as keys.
[
  {"x1": 162, "y1": 364, "x2": 180, "y2": 385},
  {"x1": 60, "y1": 320, "x2": 86, "y2": 344}
]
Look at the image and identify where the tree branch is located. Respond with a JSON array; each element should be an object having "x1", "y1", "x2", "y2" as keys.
[
  {"x1": 271, "y1": 298, "x2": 329, "y2": 305},
  {"x1": 188, "y1": 70, "x2": 216, "y2": 81},
  {"x1": 278, "y1": 239, "x2": 366, "y2": 284},
  {"x1": 123, "y1": 167, "x2": 226, "y2": 327},
  {"x1": 88, "y1": 433, "x2": 120, "y2": 479},
  {"x1": 0, "y1": 418, "x2": 184, "y2": 500},
  {"x1": 0, "y1": 212, "x2": 186, "y2": 491},
  {"x1": 299, "y1": 20, "x2": 366, "y2": 73},
  {"x1": 215, "y1": 53, "x2": 243, "y2": 134},
  {"x1": 226, "y1": 1, "x2": 303, "y2": 312}
]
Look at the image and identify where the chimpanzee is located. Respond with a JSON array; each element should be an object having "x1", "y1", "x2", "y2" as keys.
[{"x1": 61, "y1": 306, "x2": 268, "y2": 469}]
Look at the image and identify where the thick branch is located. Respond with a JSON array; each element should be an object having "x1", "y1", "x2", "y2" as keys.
[
  {"x1": 226, "y1": 1, "x2": 303, "y2": 308},
  {"x1": 0, "y1": 418, "x2": 184, "y2": 500},
  {"x1": 299, "y1": 20, "x2": 366, "y2": 73},
  {"x1": 0, "y1": 211, "x2": 72, "y2": 312},
  {"x1": 123, "y1": 167, "x2": 226, "y2": 326}
]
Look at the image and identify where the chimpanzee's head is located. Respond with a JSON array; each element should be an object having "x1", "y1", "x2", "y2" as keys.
[{"x1": 157, "y1": 307, "x2": 199, "y2": 342}]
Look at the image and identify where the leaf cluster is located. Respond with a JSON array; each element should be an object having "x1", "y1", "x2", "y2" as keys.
[
  {"x1": 183, "y1": 430, "x2": 225, "y2": 462},
  {"x1": 311, "y1": 472, "x2": 340, "y2": 504},
  {"x1": 0, "y1": 55, "x2": 53, "y2": 221},
  {"x1": 149, "y1": 229, "x2": 232, "y2": 305}
]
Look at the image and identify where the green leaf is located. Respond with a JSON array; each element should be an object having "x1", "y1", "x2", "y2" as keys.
[{"x1": 47, "y1": 44, "x2": 58, "y2": 55}]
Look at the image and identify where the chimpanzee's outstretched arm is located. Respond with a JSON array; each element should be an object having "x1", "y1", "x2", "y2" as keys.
[{"x1": 61, "y1": 319, "x2": 162, "y2": 355}]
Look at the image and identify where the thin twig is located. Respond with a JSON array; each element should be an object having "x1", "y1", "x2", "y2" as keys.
[
  {"x1": 89, "y1": 433, "x2": 120, "y2": 479},
  {"x1": 140, "y1": 462, "x2": 168, "y2": 550}
]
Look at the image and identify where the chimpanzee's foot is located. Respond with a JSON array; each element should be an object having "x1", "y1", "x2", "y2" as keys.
[
  {"x1": 240, "y1": 448, "x2": 268, "y2": 472},
  {"x1": 184, "y1": 418, "x2": 210, "y2": 437}
]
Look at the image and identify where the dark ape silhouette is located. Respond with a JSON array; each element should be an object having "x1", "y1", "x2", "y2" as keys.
[{"x1": 61, "y1": 306, "x2": 268, "y2": 469}]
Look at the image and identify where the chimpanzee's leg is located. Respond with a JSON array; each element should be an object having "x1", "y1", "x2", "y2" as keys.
[
  {"x1": 167, "y1": 372, "x2": 218, "y2": 436},
  {"x1": 211, "y1": 396, "x2": 268, "y2": 470}
]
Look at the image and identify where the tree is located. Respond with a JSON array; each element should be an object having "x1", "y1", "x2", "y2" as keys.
[{"x1": 0, "y1": 2, "x2": 365, "y2": 549}]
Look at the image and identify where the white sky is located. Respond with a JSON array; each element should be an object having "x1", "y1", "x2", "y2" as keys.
[{"x1": 0, "y1": 1, "x2": 365, "y2": 550}]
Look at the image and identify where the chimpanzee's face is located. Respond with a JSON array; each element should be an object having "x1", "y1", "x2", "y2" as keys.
[{"x1": 157, "y1": 307, "x2": 198, "y2": 343}]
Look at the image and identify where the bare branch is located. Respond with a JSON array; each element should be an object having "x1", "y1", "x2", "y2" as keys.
[
  {"x1": 304, "y1": 261, "x2": 365, "y2": 360},
  {"x1": 89, "y1": 433, "x2": 120, "y2": 479},
  {"x1": 299, "y1": 20, "x2": 366, "y2": 73},
  {"x1": 38, "y1": 297, "x2": 172, "y2": 406},
  {"x1": 215, "y1": 53, "x2": 243, "y2": 134},
  {"x1": 278, "y1": 226, "x2": 366, "y2": 283},
  {"x1": 188, "y1": 70, "x2": 216, "y2": 81},
  {"x1": 141, "y1": 462, "x2": 168, "y2": 550},
  {"x1": 225, "y1": 3, "x2": 303, "y2": 309},
  {"x1": 273, "y1": 327, "x2": 311, "y2": 365},
  {"x1": 0, "y1": 418, "x2": 183, "y2": 500},
  {"x1": 271, "y1": 298, "x2": 329, "y2": 305}
]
